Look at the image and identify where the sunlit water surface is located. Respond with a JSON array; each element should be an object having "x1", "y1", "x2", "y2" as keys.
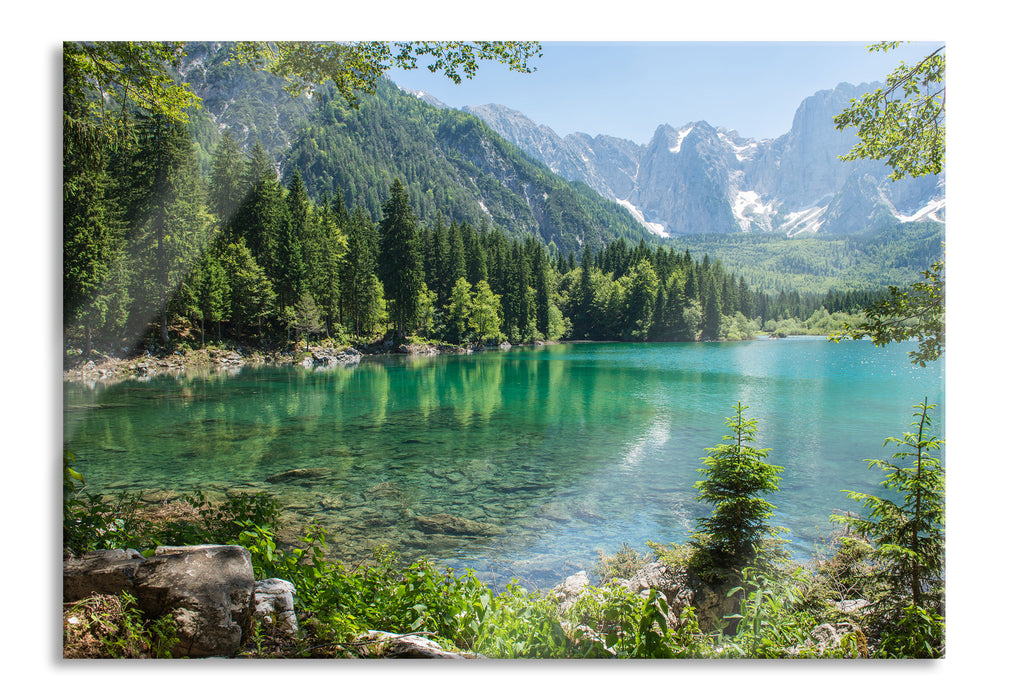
[{"x1": 64, "y1": 338, "x2": 944, "y2": 588}]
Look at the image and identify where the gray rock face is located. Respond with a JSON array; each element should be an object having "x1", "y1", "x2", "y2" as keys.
[
  {"x1": 635, "y1": 122, "x2": 739, "y2": 234},
  {"x1": 64, "y1": 545, "x2": 256, "y2": 658}
]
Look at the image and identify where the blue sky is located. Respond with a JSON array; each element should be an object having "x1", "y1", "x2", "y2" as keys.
[{"x1": 387, "y1": 41, "x2": 943, "y2": 144}]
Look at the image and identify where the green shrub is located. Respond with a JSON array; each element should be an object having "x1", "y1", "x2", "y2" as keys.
[
  {"x1": 876, "y1": 604, "x2": 945, "y2": 658},
  {"x1": 833, "y1": 400, "x2": 945, "y2": 631},
  {"x1": 719, "y1": 567, "x2": 827, "y2": 658}
]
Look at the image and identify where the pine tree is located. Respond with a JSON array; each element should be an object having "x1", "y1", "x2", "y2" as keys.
[
  {"x1": 233, "y1": 142, "x2": 281, "y2": 273},
  {"x1": 573, "y1": 246, "x2": 594, "y2": 339},
  {"x1": 694, "y1": 403, "x2": 784, "y2": 571},
  {"x1": 529, "y1": 241, "x2": 552, "y2": 338},
  {"x1": 187, "y1": 253, "x2": 230, "y2": 345},
  {"x1": 274, "y1": 170, "x2": 310, "y2": 311},
  {"x1": 116, "y1": 114, "x2": 211, "y2": 345},
  {"x1": 833, "y1": 400, "x2": 945, "y2": 617},
  {"x1": 700, "y1": 272, "x2": 722, "y2": 340},
  {"x1": 207, "y1": 131, "x2": 245, "y2": 242},
  {"x1": 63, "y1": 87, "x2": 128, "y2": 357},
  {"x1": 221, "y1": 241, "x2": 276, "y2": 338},
  {"x1": 291, "y1": 292, "x2": 325, "y2": 350},
  {"x1": 378, "y1": 179, "x2": 423, "y2": 335},
  {"x1": 624, "y1": 258, "x2": 659, "y2": 341},
  {"x1": 340, "y1": 207, "x2": 382, "y2": 337}
]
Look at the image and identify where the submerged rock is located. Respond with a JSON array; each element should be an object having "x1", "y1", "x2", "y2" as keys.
[
  {"x1": 265, "y1": 467, "x2": 329, "y2": 483},
  {"x1": 413, "y1": 513, "x2": 504, "y2": 537}
]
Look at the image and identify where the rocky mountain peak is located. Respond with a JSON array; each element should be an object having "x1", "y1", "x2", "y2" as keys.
[{"x1": 451, "y1": 81, "x2": 945, "y2": 238}]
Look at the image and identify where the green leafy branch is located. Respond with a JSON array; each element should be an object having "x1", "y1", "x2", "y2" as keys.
[
  {"x1": 228, "y1": 41, "x2": 542, "y2": 106},
  {"x1": 834, "y1": 42, "x2": 945, "y2": 180},
  {"x1": 830, "y1": 256, "x2": 944, "y2": 366}
]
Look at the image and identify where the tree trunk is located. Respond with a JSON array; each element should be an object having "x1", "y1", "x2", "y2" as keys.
[
  {"x1": 161, "y1": 309, "x2": 170, "y2": 345},
  {"x1": 84, "y1": 322, "x2": 93, "y2": 360}
]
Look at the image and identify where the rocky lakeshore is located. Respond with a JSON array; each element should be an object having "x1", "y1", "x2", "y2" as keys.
[{"x1": 62, "y1": 334, "x2": 530, "y2": 384}]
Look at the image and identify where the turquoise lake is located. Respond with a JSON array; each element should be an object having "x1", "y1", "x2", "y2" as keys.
[{"x1": 63, "y1": 337, "x2": 945, "y2": 588}]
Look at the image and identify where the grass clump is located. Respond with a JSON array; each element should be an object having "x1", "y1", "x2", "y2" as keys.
[{"x1": 63, "y1": 593, "x2": 178, "y2": 659}]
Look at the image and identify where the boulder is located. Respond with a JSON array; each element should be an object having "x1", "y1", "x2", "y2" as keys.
[
  {"x1": 357, "y1": 631, "x2": 482, "y2": 658},
  {"x1": 413, "y1": 513, "x2": 504, "y2": 537},
  {"x1": 63, "y1": 549, "x2": 147, "y2": 601},
  {"x1": 302, "y1": 346, "x2": 362, "y2": 367},
  {"x1": 551, "y1": 571, "x2": 590, "y2": 614},
  {"x1": 398, "y1": 343, "x2": 438, "y2": 355},
  {"x1": 64, "y1": 545, "x2": 256, "y2": 658},
  {"x1": 253, "y1": 578, "x2": 298, "y2": 637}
]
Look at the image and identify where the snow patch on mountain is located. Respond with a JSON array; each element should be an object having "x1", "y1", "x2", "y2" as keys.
[
  {"x1": 781, "y1": 205, "x2": 828, "y2": 237},
  {"x1": 717, "y1": 130, "x2": 762, "y2": 162},
  {"x1": 451, "y1": 82, "x2": 944, "y2": 239},
  {"x1": 617, "y1": 199, "x2": 670, "y2": 238},
  {"x1": 898, "y1": 198, "x2": 946, "y2": 223},
  {"x1": 668, "y1": 126, "x2": 694, "y2": 154},
  {"x1": 401, "y1": 88, "x2": 449, "y2": 109},
  {"x1": 733, "y1": 190, "x2": 775, "y2": 232}
]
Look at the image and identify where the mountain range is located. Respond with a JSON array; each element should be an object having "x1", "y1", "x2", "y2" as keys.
[
  {"x1": 177, "y1": 42, "x2": 944, "y2": 259},
  {"x1": 177, "y1": 43, "x2": 650, "y2": 256},
  {"x1": 458, "y1": 82, "x2": 945, "y2": 238}
]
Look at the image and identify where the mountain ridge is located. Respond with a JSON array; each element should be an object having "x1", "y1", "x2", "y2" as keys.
[
  {"x1": 176, "y1": 43, "x2": 655, "y2": 256},
  {"x1": 460, "y1": 81, "x2": 945, "y2": 238}
]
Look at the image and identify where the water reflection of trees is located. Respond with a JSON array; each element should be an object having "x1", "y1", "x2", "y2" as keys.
[{"x1": 64, "y1": 350, "x2": 666, "y2": 504}]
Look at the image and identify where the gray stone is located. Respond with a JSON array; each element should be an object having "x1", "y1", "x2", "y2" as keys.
[
  {"x1": 253, "y1": 578, "x2": 298, "y2": 637},
  {"x1": 551, "y1": 571, "x2": 590, "y2": 613},
  {"x1": 835, "y1": 598, "x2": 870, "y2": 614},
  {"x1": 135, "y1": 545, "x2": 255, "y2": 657},
  {"x1": 63, "y1": 549, "x2": 146, "y2": 602},
  {"x1": 622, "y1": 561, "x2": 736, "y2": 632},
  {"x1": 358, "y1": 630, "x2": 482, "y2": 658}
]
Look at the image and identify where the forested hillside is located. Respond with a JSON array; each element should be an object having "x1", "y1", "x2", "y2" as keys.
[
  {"x1": 662, "y1": 221, "x2": 944, "y2": 295},
  {"x1": 281, "y1": 79, "x2": 655, "y2": 255},
  {"x1": 65, "y1": 41, "x2": 885, "y2": 359},
  {"x1": 177, "y1": 43, "x2": 654, "y2": 256}
]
